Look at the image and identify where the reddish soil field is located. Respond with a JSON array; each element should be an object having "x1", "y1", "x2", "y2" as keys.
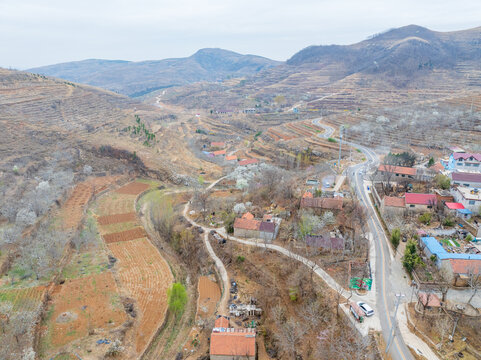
[
  {"x1": 95, "y1": 194, "x2": 136, "y2": 216},
  {"x1": 97, "y1": 212, "x2": 137, "y2": 225},
  {"x1": 108, "y1": 238, "x2": 172, "y2": 354},
  {"x1": 197, "y1": 276, "x2": 220, "y2": 318},
  {"x1": 59, "y1": 176, "x2": 120, "y2": 230},
  {"x1": 45, "y1": 272, "x2": 126, "y2": 348},
  {"x1": 102, "y1": 227, "x2": 147, "y2": 244},
  {"x1": 60, "y1": 183, "x2": 93, "y2": 229},
  {"x1": 116, "y1": 182, "x2": 150, "y2": 195}
]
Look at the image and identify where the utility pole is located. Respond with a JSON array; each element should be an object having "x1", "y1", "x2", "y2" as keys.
[{"x1": 385, "y1": 293, "x2": 405, "y2": 354}]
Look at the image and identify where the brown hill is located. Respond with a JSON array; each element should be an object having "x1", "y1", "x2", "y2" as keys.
[{"x1": 27, "y1": 48, "x2": 281, "y2": 97}]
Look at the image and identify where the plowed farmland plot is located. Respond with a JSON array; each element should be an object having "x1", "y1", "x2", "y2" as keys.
[
  {"x1": 116, "y1": 182, "x2": 150, "y2": 195},
  {"x1": 108, "y1": 238, "x2": 172, "y2": 354},
  {"x1": 197, "y1": 276, "x2": 220, "y2": 318},
  {"x1": 103, "y1": 227, "x2": 147, "y2": 244},
  {"x1": 95, "y1": 194, "x2": 137, "y2": 216},
  {"x1": 98, "y1": 212, "x2": 137, "y2": 225},
  {"x1": 60, "y1": 183, "x2": 93, "y2": 229},
  {"x1": 40, "y1": 272, "x2": 126, "y2": 350},
  {"x1": 0, "y1": 285, "x2": 46, "y2": 311}
]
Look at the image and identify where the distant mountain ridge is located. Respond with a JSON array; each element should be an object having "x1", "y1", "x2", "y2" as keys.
[
  {"x1": 27, "y1": 48, "x2": 281, "y2": 97},
  {"x1": 286, "y1": 25, "x2": 481, "y2": 85}
]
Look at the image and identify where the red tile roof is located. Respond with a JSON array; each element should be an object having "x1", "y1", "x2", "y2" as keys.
[
  {"x1": 453, "y1": 153, "x2": 481, "y2": 161},
  {"x1": 238, "y1": 158, "x2": 259, "y2": 166},
  {"x1": 405, "y1": 193, "x2": 437, "y2": 205},
  {"x1": 445, "y1": 202, "x2": 465, "y2": 210},
  {"x1": 211, "y1": 142, "x2": 225, "y2": 148},
  {"x1": 210, "y1": 329, "x2": 256, "y2": 357},
  {"x1": 214, "y1": 316, "x2": 229, "y2": 328},
  {"x1": 225, "y1": 155, "x2": 237, "y2": 161},
  {"x1": 241, "y1": 212, "x2": 254, "y2": 220},
  {"x1": 449, "y1": 259, "x2": 481, "y2": 275},
  {"x1": 378, "y1": 165, "x2": 417, "y2": 176},
  {"x1": 383, "y1": 196, "x2": 405, "y2": 208},
  {"x1": 300, "y1": 197, "x2": 343, "y2": 210},
  {"x1": 212, "y1": 149, "x2": 226, "y2": 156},
  {"x1": 302, "y1": 191, "x2": 313, "y2": 198},
  {"x1": 234, "y1": 217, "x2": 260, "y2": 231}
]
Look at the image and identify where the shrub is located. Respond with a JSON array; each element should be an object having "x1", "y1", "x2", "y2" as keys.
[
  {"x1": 288, "y1": 287, "x2": 298, "y2": 302},
  {"x1": 327, "y1": 137, "x2": 337, "y2": 143},
  {"x1": 402, "y1": 240, "x2": 424, "y2": 273},
  {"x1": 430, "y1": 254, "x2": 437, "y2": 262},
  {"x1": 167, "y1": 283, "x2": 187, "y2": 318},
  {"x1": 419, "y1": 212, "x2": 432, "y2": 225},
  {"x1": 390, "y1": 228, "x2": 401, "y2": 251},
  {"x1": 236, "y1": 255, "x2": 245, "y2": 263},
  {"x1": 434, "y1": 174, "x2": 450, "y2": 190},
  {"x1": 466, "y1": 234, "x2": 473, "y2": 242},
  {"x1": 443, "y1": 218, "x2": 454, "y2": 227},
  {"x1": 428, "y1": 157, "x2": 435, "y2": 167}
]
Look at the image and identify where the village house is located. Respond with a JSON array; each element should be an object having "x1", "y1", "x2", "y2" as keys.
[
  {"x1": 445, "y1": 152, "x2": 481, "y2": 173},
  {"x1": 451, "y1": 187, "x2": 481, "y2": 214},
  {"x1": 211, "y1": 142, "x2": 226, "y2": 148},
  {"x1": 446, "y1": 259, "x2": 481, "y2": 286},
  {"x1": 210, "y1": 316, "x2": 256, "y2": 360},
  {"x1": 420, "y1": 237, "x2": 481, "y2": 286},
  {"x1": 233, "y1": 212, "x2": 281, "y2": 242},
  {"x1": 434, "y1": 189, "x2": 454, "y2": 204},
  {"x1": 212, "y1": 149, "x2": 226, "y2": 157},
  {"x1": 451, "y1": 172, "x2": 481, "y2": 188},
  {"x1": 300, "y1": 193, "x2": 343, "y2": 211},
  {"x1": 305, "y1": 234, "x2": 345, "y2": 251},
  {"x1": 405, "y1": 193, "x2": 437, "y2": 212},
  {"x1": 381, "y1": 196, "x2": 405, "y2": 216},
  {"x1": 444, "y1": 202, "x2": 472, "y2": 219},
  {"x1": 238, "y1": 158, "x2": 259, "y2": 166},
  {"x1": 225, "y1": 155, "x2": 237, "y2": 161},
  {"x1": 378, "y1": 164, "x2": 417, "y2": 180}
]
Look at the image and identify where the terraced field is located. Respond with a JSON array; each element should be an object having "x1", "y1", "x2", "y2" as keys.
[
  {"x1": 108, "y1": 238, "x2": 172, "y2": 353},
  {"x1": 93, "y1": 180, "x2": 173, "y2": 356}
]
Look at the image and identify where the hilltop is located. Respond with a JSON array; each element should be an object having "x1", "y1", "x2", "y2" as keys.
[{"x1": 27, "y1": 48, "x2": 281, "y2": 97}]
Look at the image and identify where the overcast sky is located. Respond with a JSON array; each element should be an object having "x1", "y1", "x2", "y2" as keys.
[{"x1": 1, "y1": 0, "x2": 480, "y2": 69}]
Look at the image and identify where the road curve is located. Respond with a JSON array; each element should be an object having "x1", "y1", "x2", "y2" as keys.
[{"x1": 313, "y1": 119, "x2": 427, "y2": 360}]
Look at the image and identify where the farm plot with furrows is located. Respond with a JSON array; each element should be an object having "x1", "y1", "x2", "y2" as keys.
[
  {"x1": 107, "y1": 238, "x2": 172, "y2": 354},
  {"x1": 0, "y1": 285, "x2": 46, "y2": 311},
  {"x1": 102, "y1": 227, "x2": 147, "y2": 244},
  {"x1": 115, "y1": 181, "x2": 150, "y2": 195},
  {"x1": 40, "y1": 272, "x2": 126, "y2": 350},
  {"x1": 59, "y1": 183, "x2": 93, "y2": 229},
  {"x1": 99, "y1": 221, "x2": 138, "y2": 235},
  {"x1": 95, "y1": 194, "x2": 136, "y2": 216},
  {"x1": 97, "y1": 212, "x2": 137, "y2": 225}
]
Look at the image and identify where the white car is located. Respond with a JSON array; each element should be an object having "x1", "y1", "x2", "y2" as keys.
[{"x1": 357, "y1": 301, "x2": 374, "y2": 317}]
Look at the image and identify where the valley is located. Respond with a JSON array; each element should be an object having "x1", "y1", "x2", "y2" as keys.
[{"x1": 1, "y1": 23, "x2": 481, "y2": 360}]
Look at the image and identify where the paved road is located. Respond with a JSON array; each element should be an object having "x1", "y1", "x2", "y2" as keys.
[{"x1": 313, "y1": 120, "x2": 426, "y2": 360}]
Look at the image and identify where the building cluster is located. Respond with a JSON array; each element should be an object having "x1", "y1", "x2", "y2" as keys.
[
  {"x1": 380, "y1": 150, "x2": 481, "y2": 221},
  {"x1": 421, "y1": 236, "x2": 481, "y2": 286}
]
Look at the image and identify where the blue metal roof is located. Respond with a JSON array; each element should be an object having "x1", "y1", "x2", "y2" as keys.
[
  {"x1": 457, "y1": 209, "x2": 472, "y2": 214},
  {"x1": 421, "y1": 237, "x2": 481, "y2": 260}
]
